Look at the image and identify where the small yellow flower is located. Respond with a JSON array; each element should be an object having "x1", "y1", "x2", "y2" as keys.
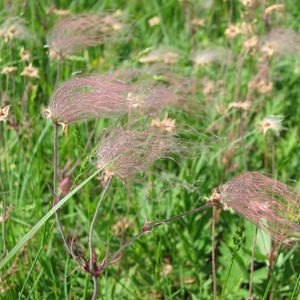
[
  {"x1": 0, "y1": 105, "x2": 10, "y2": 122},
  {"x1": 21, "y1": 63, "x2": 39, "y2": 78},
  {"x1": 1, "y1": 66, "x2": 17, "y2": 75},
  {"x1": 148, "y1": 16, "x2": 161, "y2": 27},
  {"x1": 261, "y1": 43, "x2": 276, "y2": 57}
]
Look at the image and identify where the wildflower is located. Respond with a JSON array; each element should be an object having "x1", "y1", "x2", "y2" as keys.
[
  {"x1": 0, "y1": 17, "x2": 30, "y2": 42},
  {"x1": 46, "y1": 12, "x2": 125, "y2": 60},
  {"x1": 265, "y1": 4, "x2": 285, "y2": 16},
  {"x1": 261, "y1": 115, "x2": 284, "y2": 137},
  {"x1": 243, "y1": 35, "x2": 259, "y2": 52},
  {"x1": 21, "y1": 63, "x2": 39, "y2": 78},
  {"x1": 191, "y1": 18, "x2": 205, "y2": 27},
  {"x1": 46, "y1": 7, "x2": 71, "y2": 16},
  {"x1": 255, "y1": 80, "x2": 273, "y2": 94},
  {"x1": 229, "y1": 101, "x2": 250, "y2": 111},
  {"x1": 261, "y1": 28, "x2": 300, "y2": 55},
  {"x1": 48, "y1": 75, "x2": 131, "y2": 125},
  {"x1": 1, "y1": 66, "x2": 17, "y2": 75},
  {"x1": 261, "y1": 43, "x2": 276, "y2": 57},
  {"x1": 193, "y1": 47, "x2": 231, "y2": 66},
  {"x1": 139, "y1": 48, "x2": 180, "y2": 65},
  {"x1": 148, "y1": 16, "x2": 160, "y2": 27},
  {"x1": 240, "y1": 0, "x2": 257, "y2": 8},
  {"x1": 20, "y1": 47, "x2": 31, "y2": 61},
  {"x1": 225, "y1": 24, "x2": 241, "y2": 39},
  {"x1": 0, "y1": 106, "x2": 10, "y2": 122},
  {"x1": 96, "y1": 129, "x2": 178, "y2": 181},
  {"x1": 218, "y1": 172, "x2": 300, "y2": 246},
  {"x1": 151, "y1": 114, "x2": 176, "y2": 133}
]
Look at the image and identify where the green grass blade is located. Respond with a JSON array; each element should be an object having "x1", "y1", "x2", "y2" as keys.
[{"x1": 0, "y1": 166, "x2": 106, "y2": 270}]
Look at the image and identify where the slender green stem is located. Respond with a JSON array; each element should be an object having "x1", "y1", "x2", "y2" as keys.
[
  {"x1": 290, "y1": 273, "x2": 300, "y2": 300},
  {"x1": 1, "y1": 177, "x2": 7, "y2": 258},
  {"x1": 248, "y1": 226, "x2": 258, "y2": 298},
  {"x1": 221, "y1": 257, "x2": 234, "y2": 299},
  {"x1": 88, "y1": 177, "x2": 112, "y2": 272}
]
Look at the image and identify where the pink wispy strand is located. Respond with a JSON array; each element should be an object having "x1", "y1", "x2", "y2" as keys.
[{"x1": 220, "y1": 172, "x2": 300, "y2": 246}]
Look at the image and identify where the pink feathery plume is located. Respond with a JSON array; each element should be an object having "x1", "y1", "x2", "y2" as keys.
[
  {"x1": 46, "y1": 12, "x2": 125, "y2": 59},
  {"x1": 219, "y1": 172, "x2": 300, "y2": 246},
  {"x1": 49, "y1": 75, "x2": 131, "y2": 124},
  {"x1": 97, "y1": 129, "x2": 179, "y2": 181}
]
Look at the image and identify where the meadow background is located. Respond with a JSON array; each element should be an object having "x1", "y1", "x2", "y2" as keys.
[{"x1": 0, "y1": 0, "x2": 300, "y2": 299}]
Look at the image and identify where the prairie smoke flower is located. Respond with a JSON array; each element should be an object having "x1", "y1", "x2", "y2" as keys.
[
  {"x1": 228, "y1": 101, "x2": 250, "y2": 111},
  {"x1": 265, "y1": 4, "x2": 285, "y2": 16},
  {"x1": 138, "y1": 48, "x2": 180, "y2": 65},
  {"x1": 151, "y1": 114, "x2": 176, "y2": 133},
  {"x1": 192, "y1": 47, "x2": 231, "y2": 66},
  {"x1": 46, "y1": 7, "x2": 72, "y2": 16},
  {"x1": 0, "y1": 106, "x2": 10, "y2": 122},
  {"x1": 96, "y1": 129, "x2": 178, "y2": 181},
  {"x1": 48, "y1": 75, "x2": 131, "y2": 125},
  {"x1": 191, "y1": 18, "x2": 205, "y2": 27},
  {"x1": 20, "y1": 47, "x2": 31, "y2": 61},
  {"x1": 261, "y1": 115, "x2": 284, "y2": 137},
  {"x1": 218, "y1": 172, "x2": 300, "y2": 246},
  {"x1": 261, "y1": 28, "x2": 300, "y2": 55},
  {"x1": 21, "y1": 64, "x2": 39, "y2": 78},
  {"x1": 255, "y1": 80, "x2": 273, "y2": 94},
  {"x1": 0, "y1": 17, "x2": 30, "y2": 42},
  {"x1": 1, "y1": 66, "x2": 17, "y2": 75},
  {"x1": 225, "y1": 24, "x2": 241, "y2": 39},
  {"x1": 46, "y1": 12, "x2": 125, "y2": 60},
  {"x1": 148, "y1": 16, "x2": 160, "y2": 27},
  {"x1": 243, "y1": 35, "x2": 259, "y2": 52}
]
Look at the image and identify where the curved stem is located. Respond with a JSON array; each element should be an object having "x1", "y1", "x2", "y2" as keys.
[
  {"x1": 212, "y1": 207, "x2": 217, "y2": 300},
  {"x1": 92, "y1": 276, "x2": 98, "y2": 300},
  {"x1": 53, "y1": 124, "x2": 72, "y2": 254}
]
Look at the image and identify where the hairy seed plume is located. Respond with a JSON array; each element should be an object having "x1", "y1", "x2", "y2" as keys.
[
  {"x1": 46, "y1": 12, "x2": 125, "y2": 59},
  {"x1": 219, "y1": 172, "x2": 300, "y2": 246},
  {"x1": 96, "y1": 129, "x2": 179, "y2": 181}
]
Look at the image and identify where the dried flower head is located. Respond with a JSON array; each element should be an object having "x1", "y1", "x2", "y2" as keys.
[
  {"x1": 219, "y1": 172, "x2": 300, "y2": 246},
  {"x1": 21, "y1": 63, "x2": 39, "y2": 78},
  {"x1": 1, "y1": 66, "x2": 17, "y2": 75},
  {"x1": 192, "y1": 47, "x2": 231, "y2": 66},
  {"x1": 261, "y1": 115, "x2": 284, "y2": 137},
  {"x1": 151, "y1": 114, "x2": 176, "y2": 133},
  {"x1": 0, "y1": 106, "x2": 10, "y2": 122},
  {"x1": 138, "y1": 48, "x2": 180, "y2": 65},
  {"x1": 261, "y1": 28, "x2": 300, "y2": 55},
  {"x1": 96, "y1": 129, "x2": 178, "y2": 181},
  {"x1": 20, "y1": 47, "x2": 31, "y2": 61},
  {"x1": 46, "y1": 12, "x2": 125, "y2": 59},
  {"x1": 240, "y1": 0, "x2": 257, "y2": 8},
  {"x1": 255, "y1": 80, "x2": 273, "y2": 94},
  {"x1": 148, "y1": 16, "x2": 160, "y2": 27},
  {"x1": 48, "y1": 75, "x2": 131, "y2": 125}
]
